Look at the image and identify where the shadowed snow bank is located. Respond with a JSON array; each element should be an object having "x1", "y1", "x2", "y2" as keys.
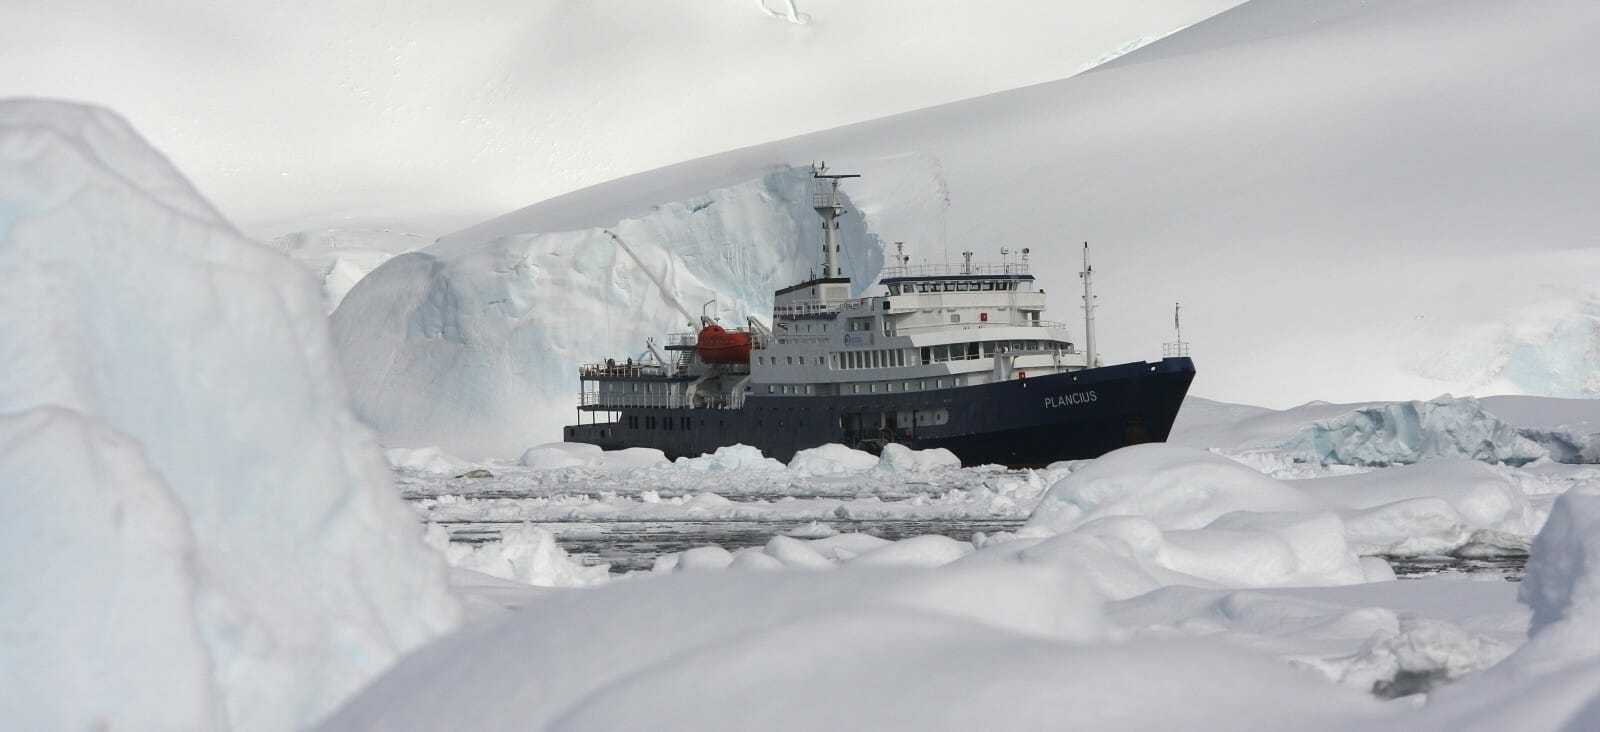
[{"x1": 0, "y1": 100, "x2": 458, "y2": 731}]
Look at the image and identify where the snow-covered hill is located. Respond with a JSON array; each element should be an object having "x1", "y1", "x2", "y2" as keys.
[
  {"x1": 424, "y1": 0, "x2": 1600, "y2": 418},
  {"x1": 0, "y1": 0, "x2": 1240, "y2": 237}
]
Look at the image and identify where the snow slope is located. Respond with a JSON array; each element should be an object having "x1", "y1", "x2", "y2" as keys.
[
  {"x1": 0, "y1": 1, "x2": 1242, "y2": 237},
  {"x1": 438, "y1": 0, "x2": 1600, "y2": 413},
  {"x1": 322, "y1": 567, "x2": 1383, "y2": 731},
  {"x1": 0, "y1": 101, "x2": 457, "y2": 730}
]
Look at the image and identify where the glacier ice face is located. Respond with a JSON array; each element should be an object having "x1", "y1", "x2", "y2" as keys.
[
  {"x1": 1275, "y1": 395, "x2": 1548, "y2": 467},
  {"x1": 332, "y1": 166, "x2": 883, "y2": 459},
  {"x1": 0, "y1": 100, "x2": 457, "y2": 731}
]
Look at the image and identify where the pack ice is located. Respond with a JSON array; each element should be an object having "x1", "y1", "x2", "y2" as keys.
[
  {"x1": 0, "y1": 101, "x2": 457, "y2": 731},
  {"x1": 1174, "y1": 395, "x2": 1549, "y2": 467}
]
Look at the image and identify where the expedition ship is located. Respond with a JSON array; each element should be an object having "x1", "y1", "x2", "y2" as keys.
[{"x1": 564, "y1": 167, "x2": 1195, "y2": 467}]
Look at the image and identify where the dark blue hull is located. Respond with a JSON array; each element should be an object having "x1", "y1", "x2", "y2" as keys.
[{"x1": 566, "y1": 357, "x2": 1195, "y2": 468}]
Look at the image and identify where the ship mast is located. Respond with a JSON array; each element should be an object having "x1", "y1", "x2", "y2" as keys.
[
  {"x1": 1080, "y1": 242, "x2": 1099, "y2": 368},
  {"x1": 811, "y1": 163, "x2": 860, "y2": 278}
]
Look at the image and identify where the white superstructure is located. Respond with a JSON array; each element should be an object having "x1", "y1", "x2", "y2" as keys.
[
  {"x1": 579, "y1": 165, "x2": 1087, "y2": 412},
  {"x1": 748, "y1": 257, "x2": 1085, "y2": 398}
]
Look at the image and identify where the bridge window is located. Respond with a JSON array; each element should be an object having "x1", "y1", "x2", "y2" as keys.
[
  {"x1": 951, "y1": 313, "x2": 960, "y2": 323},
  {"x1": 982, "y1": 281, "x2": 994, "y2": 291}
]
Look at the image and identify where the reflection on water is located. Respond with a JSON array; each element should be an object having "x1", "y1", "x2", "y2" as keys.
[
  {"x1": 441, "y1": 518, "x2": 1528, "y2": 578},
  {"x1": 1386, "y1": 555, "x2": 1525, "y2": 582},
  {"x1": 442, "y1": 519, "x2": 1027, "y2": 573}
]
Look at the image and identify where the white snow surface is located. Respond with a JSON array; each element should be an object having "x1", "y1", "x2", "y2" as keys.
[
  {"x1": 323, "y1": 567, "x2": 1384, "y2": 732},
  {"x1": 1022, "y1": 445, "x2": 1547, "y2": 588},
  {"x1": 0, "y1": 100, "x2": 457, "y2": 731},
  {"x1": 345, "y1": 405, "x2": 1600, "y2": 731},
  {"x1": 0, "y1": 1, "x2": 1243, "y2": 236},
  {"x1": 433, "y1": 0, "x2": 1600, "y2": 412},
  {"x1": 1383, "y1": 482, "x2": 1600, "y2": 731}
]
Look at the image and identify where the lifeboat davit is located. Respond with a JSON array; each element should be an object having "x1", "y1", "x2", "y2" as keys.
[{"x1": 697, "y1": 324, "x2": 753, "y2": 364}]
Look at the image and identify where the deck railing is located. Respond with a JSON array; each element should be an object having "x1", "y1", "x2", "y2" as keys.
[
  {"x1": 881, "y1": 262, "x2": 1031, "y2": 278},
  {"x1": 579, "y1": 363, "x2": 676, "y2": 379},
  {"x1": 892, "y1": 319, "x2": 1067, "y2": 334}
]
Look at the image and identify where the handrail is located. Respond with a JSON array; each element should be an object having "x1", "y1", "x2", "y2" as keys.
[
  {"x1": 881, "y1": 262, "x2": 1031, "y2": 278},
  {"x1": 892, "y1": 319, "x2": 1067, "y2": 334},
  {"x1": 773, "y1": 299, "x2": 843, "y2": 315},
  {"x1": 579, "y1": 363, "x2": 679, "y2": 379}
]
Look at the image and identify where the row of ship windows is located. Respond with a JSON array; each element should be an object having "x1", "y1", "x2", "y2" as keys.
[
  {"x1": 755, "y1": 340, "x2": 1063, "y2": 370},
  {"x1": 886, "y1": 280, "x2": 1023, "y2": 295},
  {"x1": 625, "y1": 414, "x2": 694, "y2": 431},
  {"x1": 767, "y1": 376, "x2": 968, "y2": 396}
]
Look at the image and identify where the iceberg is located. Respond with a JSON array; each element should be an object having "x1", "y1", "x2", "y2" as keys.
[
  {"x1": 1276, "y1": 396, "x2": 1547, "y2": 467},
  {"x1": 0, "y1": 100, "x2": 457, "y2": 731}
]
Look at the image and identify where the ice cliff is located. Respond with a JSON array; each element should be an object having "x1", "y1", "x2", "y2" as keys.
[
  {"x1": 0, "y1": 101, "x2": 457, "y2": 731},
  {"x1": 331, "y1": 166, "x2": 883, "y2": 459}
]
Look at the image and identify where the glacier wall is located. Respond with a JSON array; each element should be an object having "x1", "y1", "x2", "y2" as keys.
[
  {"x1": 332, "y1": 166, "x2": 883, "y2": 459},
  {"x1": 0, "y1": 101, "x2": 458, "y2": 731}
]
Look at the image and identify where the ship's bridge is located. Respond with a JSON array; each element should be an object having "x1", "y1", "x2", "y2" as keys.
[
  {"x1": 872, "y1": 261, "x2": 1047, "y2": 330},
  {"x1": 879, "y1": 262, "x2": 1034, "y2": 295}
]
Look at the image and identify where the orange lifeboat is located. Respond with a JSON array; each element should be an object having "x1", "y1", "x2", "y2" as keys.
[{"x1": 697, "y1": 324, "x2": 753, "y2": 364}]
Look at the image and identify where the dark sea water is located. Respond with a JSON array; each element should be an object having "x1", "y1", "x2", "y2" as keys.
[{"x1": 439, "y1": 518, "x2": 1527, "y2": 578}]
